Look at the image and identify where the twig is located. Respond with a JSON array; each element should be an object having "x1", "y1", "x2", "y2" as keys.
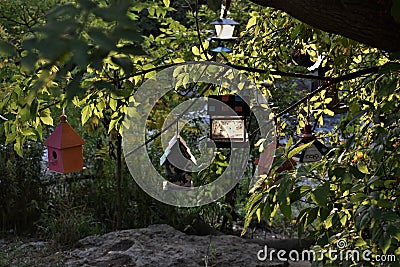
[
  {"x1": 227, "y1": 63, "x2": 334, "y2": 81},
  {"x1": 194, "y1": 0, "x2": 210, "y2": 60},
  {"x1": 276, "y1": 66, "x2": 381, "y2": 117}
]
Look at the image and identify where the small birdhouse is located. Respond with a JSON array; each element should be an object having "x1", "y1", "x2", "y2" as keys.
[
  {"x1": 208, "y1": 95, "x2": 250, "y2": 148},
  {"x1": 44, "y1": 114, "x2": 86, "y2": 173},
  {"x1": 292, "y1": 119, "x2": 329, "y2": 163},
  {"x1": 160, "y1": 135, "x2": 197, "y2": 188}
]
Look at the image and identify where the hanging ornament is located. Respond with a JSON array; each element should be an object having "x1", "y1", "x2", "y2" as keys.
[
  {"x1": 44, "y1": 112, "x2": 86, "y2": 173},
  {"x1": 292, "y1": 117, "x2": 329, "y2": 163},
  {"x1": 160, "y1": 118, "x2": 196, "y2": 190},
  {"x1": 210, "y1": 18, "x2": 239, "y2": 53},
  {"x1": 207, "y1": 95, "x2": 250, "y2": 148}
]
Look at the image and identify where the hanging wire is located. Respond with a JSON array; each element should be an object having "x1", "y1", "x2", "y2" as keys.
[
  {"x1": 125, "y1": 63, "x2": 231, "y2": 158},
  {"x1": 176, "y1": 114, "x2": 179, "y2": 137}
]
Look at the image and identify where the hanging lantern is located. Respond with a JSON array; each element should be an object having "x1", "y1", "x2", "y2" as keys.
[
  {"x1": 44, "y1": 114, "x2": 86, "y2": 173},
  {"x1": 207, "y1": 95, "x2": 250, "y2": 148},
  {"x1": 292, "y1": 118, "x2": 329, "y2": 163},
  {"x1": 210, "y1": 18, "x2": 239, "y2": 53},
  {"x1": 160, "y1": 135, "x2": 197, "y2": 189},
  {"x1": 211, "y1": 18, "x2": 239, "y2": 40},
  {"x1": 210, "y1": 43, "x2": 234, "y2": 53}
]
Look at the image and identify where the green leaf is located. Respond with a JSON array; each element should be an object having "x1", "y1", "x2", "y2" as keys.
[
  {"x1": 354, "y1": 238, "x2": 367, "y2": 247},
  {"x1": 277, "y1": 176, "x2": 292, "y2": 203},
  {"x1": 288, "y1": 141, "x2": 314, "y2": 159},
  {"x1": 191, "y1": 46, "x2": 201, "y2": 56},
  {"x1": 379, "y1": 231, "x2": 391, "y2": 254},
  {"x1": 22, "y1": 36, "x2": 37, "y2": 51},
  {"x1": 88, "y1": 28, "x2": 116, "y2": 51},
  {"x1": 311, "y1": 182, "x2": 329, "y2": 206},
  {"x1": 163, "y1": 0, "x2": 170, "y2": 7},
  {"x1": 339, "y1": 213, "x2": 347, "y2": 226},
  {"x1": 350, "y1": 193, "x2": 367, "y2": 203},
  {"x1": 47, "y1": 4, "x2": 79, "y2": 20},
  {"x1": 324, "y1": 213, "x2": 335, "y2": 229},
  {"x1": 367, "y1": 176, "x2": 380, "y2": 186},
  {"x1": 77, "y1": 0, "x2": 96, "y2": 10},
  {"x1": 40, "y1": 116, "x2": 53, "y2": 126},
  {"x1": 108, "y1": 119, "x2": 118, "y2": 133},
  {"x1": 247, "y1": 16, "x2": 257, "y2": 29},
  {"x1": 21, "y1": 53, "x2": 38, "y2": 74},
  {"x1": 285, "y1": 137, "x2": 293, "y2": 154},
  {"x1": 323, "y1": 108, "x2": 335, "y2": 116},
  {"x1": 109, "y1": 98, "x2": 118, "y2": 111},
  {"x1": 14, "y1": 139, "x2": 23, "y2": 157},
  {"x1": 111, "y1": 56, "x2": 133, "y2": 75},
  {"x1": 118, "y1": 44, "x2": 145, "y2": 55},
  {"x1": 357, "y1": 162, "x2": 370, "y2": 174},
  {"x1": 81, "y1": 105, "x2": 92, "y2": 125},
  {"x1": 256, "y1": 208, "x2": 261, "y2": 222},
  {"x1": 280, "y1": 203, "x2": 292, "y2": 220},
  {"x1": 72, "y1": 40, "x2": 89, "y2": 67},
  {"x1": 0, "y1": 40, "x2": 17, "y2": 56},
  {"x1": 20, "y1": 106, "x2": 31, "y2": 121},
  {"x1": 305, "y1": 207, "x2": 318, "y2": 228}
]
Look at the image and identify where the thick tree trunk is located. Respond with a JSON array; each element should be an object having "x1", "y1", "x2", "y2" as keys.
[{"x1": 249, "y1": 0, "x2": 400, "y2": 52}]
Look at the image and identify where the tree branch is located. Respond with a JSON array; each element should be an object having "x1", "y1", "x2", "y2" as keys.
[
  {"x1": 276, "y1": 65, "x2": 380, "y2": 117},
  {"x1": 226, "y1": 63, "x2": 335, "y2": 81}
]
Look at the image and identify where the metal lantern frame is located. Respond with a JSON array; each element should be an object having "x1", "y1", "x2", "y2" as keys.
[{"x1": 210, "y1": 18, "x2": 240, "y2": 53}]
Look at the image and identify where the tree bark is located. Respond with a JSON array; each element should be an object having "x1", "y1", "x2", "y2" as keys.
[
  {"x1": 249, "y1": 0, "x2": 400, "y2": 52},
  {"x1": 116, "y1": 133, "x2": 122, "y2": 230}
]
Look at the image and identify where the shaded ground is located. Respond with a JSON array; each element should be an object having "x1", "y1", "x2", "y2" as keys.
[{"x1": 0, "y1": 225, "x2": 311, "y2": 267}]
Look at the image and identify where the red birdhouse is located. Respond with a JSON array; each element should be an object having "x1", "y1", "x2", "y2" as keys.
[{"x1": 44, "y1": 114, "x2": 86, "y2": 173}]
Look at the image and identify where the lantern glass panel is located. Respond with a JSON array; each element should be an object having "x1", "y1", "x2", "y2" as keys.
[
  {"x1": 214, "y1": 24, "x2": 235, "y2": 39},
  {"x1": 211, "y1": 118, "x2": 245, "y2": 142}
]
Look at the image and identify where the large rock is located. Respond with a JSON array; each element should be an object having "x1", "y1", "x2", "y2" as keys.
[{"x1": 62, "y1": 224, "x2": 304, "y2": 267}]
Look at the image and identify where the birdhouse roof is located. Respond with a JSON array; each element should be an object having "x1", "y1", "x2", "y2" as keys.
[
  {"x1": 160, "y1": 135, "x2": 197, "y2": 166},
  {"x1": 44, "y1": 117, "x2": 86, "y2": 149}
]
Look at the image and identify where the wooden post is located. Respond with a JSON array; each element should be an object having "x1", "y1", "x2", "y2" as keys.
[{"x1": 116, "y1": 133, "x2": 122, "y2": 229}]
